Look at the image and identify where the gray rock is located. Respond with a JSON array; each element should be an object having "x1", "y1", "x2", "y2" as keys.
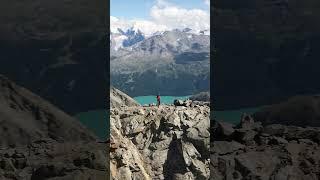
[
  {"x1": 174, "y1": 99, "x2": 184, "y2": 106},
  {"x1": 111, "y1": 93, "x2": 210, "y2": 179},
  {"x1": 217, "y1": 122, "x2": 235, "y2": 137},
  {"x1": 110, "y1": 87, "x2": 140, "y2": 108},
  {"x1": 212, "y1": 141, "x2": 245, "y2": 155}
]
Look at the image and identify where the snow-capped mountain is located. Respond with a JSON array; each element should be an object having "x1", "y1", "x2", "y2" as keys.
[
  {"x1": 110, "y1": 26, "x2": 209, "y2": 52},
  {"x1": 118, "y1": 28, "x2": 145, "y2": 47},
  {"x1": 110, "y1": 27, "x2": 210, "y2": 97},
  {"x1": 110, "y1": 27, "x2": 146, "y2": 51}
]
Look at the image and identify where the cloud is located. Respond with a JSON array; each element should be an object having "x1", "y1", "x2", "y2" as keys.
[
  {"x1": 110, "y1": 16, "x2": 169, "y2": 36},
  {"x1": 111, "y1": 0, "x2": 210, "y2": 35},
  {"x1": 150, "y1": 0, "x2": 210, "y2": 32}
]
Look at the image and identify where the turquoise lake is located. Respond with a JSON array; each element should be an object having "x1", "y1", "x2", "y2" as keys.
[
  {"x1": 75, "y1": 96, "x2": 261, "y2": 140},
  {"x1": 74, "y1": 95, "x2": 190, "y2": 139},
  {"x1": 134, "y1": 95, "x2": 191, "y2": 105},
  {"x1": 214, "y1": 107, "x2": 260, "y2": 124},
  {"x1": 75, "y1": 110, "x2": 108, "y2": 140}
]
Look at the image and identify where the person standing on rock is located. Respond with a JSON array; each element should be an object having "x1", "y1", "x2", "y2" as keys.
[{"x1": 156, "y1": 94, "x2": 161, "y2": 107}]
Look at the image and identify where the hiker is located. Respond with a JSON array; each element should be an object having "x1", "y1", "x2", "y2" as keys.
[{"x1": 156, "y1": 94, "x2": 161, "y2": 107}]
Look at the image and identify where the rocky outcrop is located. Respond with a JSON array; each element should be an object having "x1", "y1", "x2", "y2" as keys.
[
  {"x1": 110, "y1": 87, "x2": 140, "y2": 108},
  {"x1": 190, "y1": 92, "x2": 210, "y2": 102},
  {"x1": 110, "y1": 98, "x2": 210, "y2": 179},
  {"x1": 0, "y1": 140, "x2": 108, "y2": 180},
  {"x1": 211, "y1": 114, "x2": 320, "y2": 180},
  {"x1": 0, "y1": 75, "x2": 108, "y2": 179}
]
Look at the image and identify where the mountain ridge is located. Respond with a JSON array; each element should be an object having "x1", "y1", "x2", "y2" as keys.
[
  {"x1": 110, "y1": 29, "x2": 210, "y2": 97},
  {"x1": 0, "y1": 74, "x2": 98, "y2": 147}
]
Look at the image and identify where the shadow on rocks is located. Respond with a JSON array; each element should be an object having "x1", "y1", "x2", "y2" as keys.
[{"x1": 163, "y1": 134, "x2": 188, "y2": 179}]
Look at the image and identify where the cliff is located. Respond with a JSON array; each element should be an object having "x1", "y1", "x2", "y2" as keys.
[{"x1": 110, "y1": 89, "x2": 210, "y2": 179}]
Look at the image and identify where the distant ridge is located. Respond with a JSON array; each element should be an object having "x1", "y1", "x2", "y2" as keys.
[{"x1": 0, "y1": 74, "x2": 97, "y2": 147}]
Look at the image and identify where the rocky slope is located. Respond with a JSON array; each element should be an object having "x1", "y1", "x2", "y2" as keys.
[
  {"x1": 0, "y1": 0, "x2": 106, "y2": 114},
  {"x1": 213, "y1": 0, "x2": 320, "y2": 110},
  {"x1": 0, "y1": 74, "x2": 108, "y2": 179},
  {"x1": 110, "y1": 87, "x2": 140, "y2": 108},
  {"x1": 110, "y1": 94, "x2": 210, "y2": 179},
  {"x1": 0, "y1": 74, "x2": 97, "y2": 147},
  {"x1": 0, "y1": 140, "x2": 108, "y2": 180},
  {"x1": 211, "y1": 114, "x2": 320, "y2": 179}
]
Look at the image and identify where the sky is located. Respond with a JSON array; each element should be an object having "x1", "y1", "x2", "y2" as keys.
[
  {"x1": 110, "y1": 0, "x2": 210, "y2": 35},
  {"x1": 111, "y1": 0, "x2": 210, "y2": 19}
]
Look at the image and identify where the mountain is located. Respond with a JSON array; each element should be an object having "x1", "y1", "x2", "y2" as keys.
[
  {"x1": 110, "y1": 29, "x2": 210, "y2": 97},
  {"x1": 0, "y1": 74, "x2": 107, "y2": 179},
  {"x1": 110, "y1": 28, "x2": 145, "y2": 51},
  {"x1": 119, "y1": 28, "x2": 145, "y2": 47},
  {"x1": 110, "y1": 25, "x2": 209, "y2": 52},
  {"x1": 0, "y1": 0, "x2": 106, "y2": 114},
  {"x1": 110, "y1": 87, "x2": 210, "y2": 179},
  {"x1": 0, "y1": 74, "x2": 97, "y2": 147}
]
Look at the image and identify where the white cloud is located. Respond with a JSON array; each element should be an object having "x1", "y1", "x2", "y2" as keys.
[
  {"x1": 110, "y1": 0, "x2": 210, "y2": 35},
  {"x1": 150, "y1": 0, "x2": 210, "y2": 33},
  {"x1": 110, "y1": 16, "x2": 169, "y2": 37}
]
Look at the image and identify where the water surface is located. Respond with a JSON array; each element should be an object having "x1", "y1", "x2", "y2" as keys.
[
  {"x1": 134, "y1": 95, "x2": 191, "y2": 105},
  {"x1": 75, "y1": 110, "x2": 108, "y2": 140},
  {"x1": 214, "y1": 107, "x2": 260, "y2": 124}
]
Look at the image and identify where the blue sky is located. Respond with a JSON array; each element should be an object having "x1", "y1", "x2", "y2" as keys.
[{"x1": 111, "y1": 0, "x2": 209, "y2": 19}]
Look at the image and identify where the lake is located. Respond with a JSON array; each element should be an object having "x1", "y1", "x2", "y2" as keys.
[
  {"x1": 75, "y1": 110, "x2": 108, "y2": 140},
  {"x1": 75, "y1": 97, "x2": 260, "y2": 140},
  {"x1": 214, "y1": 107, "x2": 260, "y2": 124},
  {"x1": 74, "y1": 95, "x2": 190, "y2": 139},
  {"x1": 134, "y1": 95, "x2": 191, "y2": 105}
]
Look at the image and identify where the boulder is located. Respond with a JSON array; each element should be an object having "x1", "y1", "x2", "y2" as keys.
[
  {"x1": 211, "y1": 141, "x2": 245, "y2": 155},
  {"x1": 216, "y1": 122, "x2": 235, "y2": 138},
  {"x1": 174, "y1": 99, "x2": 184, "y2": 106}
]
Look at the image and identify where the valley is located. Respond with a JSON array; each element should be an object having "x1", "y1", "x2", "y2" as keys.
[{"x1": 110, "y1": 27, "x2": 210, "y2": 97}]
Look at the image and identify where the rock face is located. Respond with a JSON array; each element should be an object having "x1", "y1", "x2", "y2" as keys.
[
  {"x1": 110, "y1": 87, "x2": 140, "y2": 108},
  {"x1": 211, "y1": 116, "x2": 320, "y2": 180},
  {"x1": 110, "y1": 95, "x2": 210, "y2": 179},
  {"x1": 0, "y1": 74, "x2": 96, "y2": 147},
  {"x1": 0, "y1": 75, "x2": 108, "y2": 179}
]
